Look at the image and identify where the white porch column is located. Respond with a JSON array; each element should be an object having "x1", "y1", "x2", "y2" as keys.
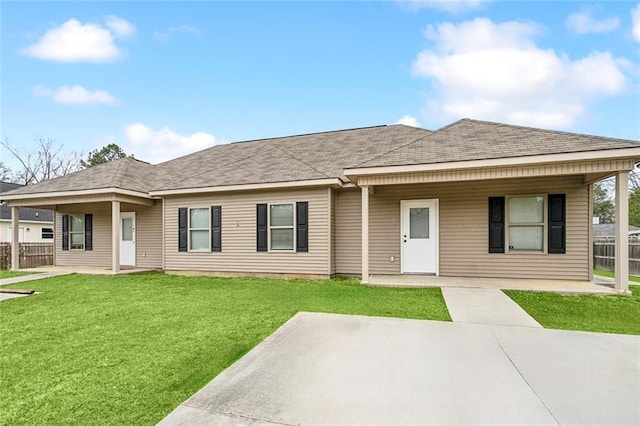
[
  {"x1": 615, "y1": 171, "x2": 629, "y2": 293},
  {"x1": 10, "y1": 206, "x2": 20, "y2": 271},
  {"x1": 112, "y1": 201, "x2": 121, "y2": 274},
  {"x1": 361, "y1": 186, "x2": 369, "y2": 284}
]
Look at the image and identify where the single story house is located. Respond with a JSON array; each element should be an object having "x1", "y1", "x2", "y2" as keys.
[
  {"x1": 593, "y1": 223, "x2": 640, "y2": 239},
  {"x1": 2, "y1": 118, "x2": 639, "y2": 292},
  {"x1": 0, "y1": 181, "x2": 54, "y2": 242}
]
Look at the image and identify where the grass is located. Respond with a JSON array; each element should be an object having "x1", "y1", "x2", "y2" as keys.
[
  {"x1": 505, "y1": 284, "x2": 640, "y2": 335},
  {"x1": 0, "y1": 273, "x2": 449, "y2": 425},
  {"x1": 593, "y1": 268, "x2": 640, "y2": 282},
  {"x1": 0, "y1": 270, "x2": 32, "y2": 279}
]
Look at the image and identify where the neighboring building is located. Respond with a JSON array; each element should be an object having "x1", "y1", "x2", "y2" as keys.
[
  {"x1": 593, "y1": 224, "x2": 640, "y2": 238},
  {"x1": 2, "y1": 118, "x2": 639, "y2": 292},
  {"x1": 0, "y1": 181, "x2": 54, "y2": 242}
]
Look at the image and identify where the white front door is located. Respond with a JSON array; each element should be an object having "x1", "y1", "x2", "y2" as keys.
[
  {"x1": 120, "y1": 212, "x2": 135, "y2": 266},
  {"x1": 401, "y1": 199, "x2": 438, "y2": 274}
]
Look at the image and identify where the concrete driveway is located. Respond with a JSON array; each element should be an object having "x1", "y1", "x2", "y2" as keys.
[{"x1": 160, "y1": 312, "x2": 640, "y2": 425}]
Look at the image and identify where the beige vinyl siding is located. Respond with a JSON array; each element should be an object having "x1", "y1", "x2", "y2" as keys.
[
  {"x1": 129, "y1": 201, "x2": 163, "y2": 269},
  {"x1": 335, "y1": 189, "x2": 362, "y2": 275},
  {"x1": 329, "y1": 188, "x2": 336, "y2": 276},
  {"x1": 163, "y1": 187, "x2": 330, "y2": 275},
  {"x1": 55, "y1": 201, "x2": 163, "y2": 269},
  {"x1": 369, "y1": 175, "x2": 589, "y2": 280},
  {"x1": 55, "y1": 203, "x2": 112, "y2": 267}
]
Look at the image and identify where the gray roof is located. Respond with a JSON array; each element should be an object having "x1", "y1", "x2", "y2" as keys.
[
  {"x1": 593, "y1": 224, "x2": 640, "y2": 237},
  {"x1": 0, "y1": 182, "x2": 53, "y2": 222},
  {"x1": 154, "y1": 124, "x2": 431, "y2": 190},
  {"x1": 1, "y1": 119, "x2": 639, "y2": 198},
  {"x1": 355, "y1": 119, "x2": 640, "y2": 168},
  {"x1": 1, "y1": 157, "x2": 155, "y2": 197}
]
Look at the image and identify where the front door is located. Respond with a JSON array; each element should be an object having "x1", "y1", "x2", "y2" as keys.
[
  {"x1": 120, "y1": 212, "x2": 135, "y2": 267},
  {"x1": 401, "y1": 200, "x2": 438, "y2": 274}
]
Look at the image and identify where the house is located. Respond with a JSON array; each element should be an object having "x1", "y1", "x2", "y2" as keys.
[
  {"x1": 2, "y1": 118, "x2": 639, "y2": 292},
  {"x1": 0, "y1": 181, "x2": 54, "y2": 242},
  {"x1": 593, "y1": 224, "x2": 640, "y2": 239}
]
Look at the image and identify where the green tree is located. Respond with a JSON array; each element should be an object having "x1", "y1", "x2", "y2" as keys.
[
  {"x1": 80, "y1": 143, "x2": 131, "y2": 168},
  {"x1": 593, "y1": 182, "x2": 614, "y2": 224},
  {"x1": 629, "y1": 188, "x2": 640, "y2": 227}
]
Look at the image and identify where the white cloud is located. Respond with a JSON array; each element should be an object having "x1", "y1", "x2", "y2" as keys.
[
  {"x1": 22, "y1": 16, "x2": 134, "y2": 63},
  {"x1": 632, "y1": 3, "x2": 640, "y2": 42},
  {"x1": 33, "y1": 85, "x2": 118, "y2": 106},
  {"x1": 398, "y1": 0, "x2": 490, "y2": 13},
  {"x1": 123, "y1": 123, "x2": 223, "y2": 164},
  {"x1": 566, "y1": 10, "x2": 619, "y2": 34},
  {"x1": 396, "y1": 115, "x2": 420, "y2": 127},
  {"x1": 152, "y1": 25, "x2": 202, "y2": 43},
  {"x1": 411, "y1": 17, "x2": 629, "y2": 128}
]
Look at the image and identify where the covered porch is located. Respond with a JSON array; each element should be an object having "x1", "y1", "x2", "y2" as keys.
[
  {"x1": 4, "y1": 190, "x2": 162, "y2": 274},
  {"x1": 348, "y1": 156, "x2": 635, "y2": 295}
]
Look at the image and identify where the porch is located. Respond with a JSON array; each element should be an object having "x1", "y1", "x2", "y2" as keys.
[
  {"x1": 367, "y1": 274, "x2": 623, "y2": 295},
  {"x1": 24, "y1": 265, "x2": 157, "y2": 275}
]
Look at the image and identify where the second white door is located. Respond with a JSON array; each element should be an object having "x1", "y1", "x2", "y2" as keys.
[
  {"x1": 401, "y1": 200, "x2": 438, "y2": 274},
  {"x1": 120, "y1": 212, "x2": 135, "y2": 267}
]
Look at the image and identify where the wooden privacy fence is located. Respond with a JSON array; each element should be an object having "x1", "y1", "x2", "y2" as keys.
[
  {"x1": 0, "y1": 242, "x2": 54, "y2": 270},
  {"x1": 593, "y1": 238, "x2": 640, "y2": 275}
]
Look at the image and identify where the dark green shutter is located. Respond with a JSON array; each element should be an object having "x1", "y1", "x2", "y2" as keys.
[
  {"x1": 62, "y1": 214, "x2": 69, "y2": 251},
  {"x1": 296, "y1": 202, "x2": 308, "y2": 252},
  {"x1": 257, "y1": 204, "x2": 267, "y2": 252},
  {"x1": 178, "y1": 208, "x2": 188, "y2": 252},
  {"x1": 211, "y1": 206, "x2": 221, "y2": 252},
  {"x1": 548, "y1": 194, "x2": 566, "y2": 254},
  {"x1": 84, "y1": 214, "x2": 93, "y2": 251},
  {"x1": 488, "y1": 197, "x2": 505, "y2": 253}
]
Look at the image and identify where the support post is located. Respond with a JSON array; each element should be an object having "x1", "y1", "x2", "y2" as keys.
[
  {"x1": 615, "y1": 172, "x2": 629, "y2": 293},
  {"x1": 112, "y1": 201, "x2": 121, "y2": 274},
  {"x1": 11, "y1": 206, "x2": 20, "y2": 271},
  {"x1": 361, "y1": 186, "x2": 369, "y2": 284}
]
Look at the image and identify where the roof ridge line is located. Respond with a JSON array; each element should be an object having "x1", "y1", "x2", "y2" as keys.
[{"x1": 228, "y1": 124, "x2": 389, "y2": 146}]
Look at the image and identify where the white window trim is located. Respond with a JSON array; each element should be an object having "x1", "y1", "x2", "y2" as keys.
[
  {"x1": 188, "y1": 206, "x2": 210, "y2": 252},
  {"x1": 69, "y1": 214, "x2": 85, "y2": 250},
  {"x1": 268, "y1": 202, "x2": 296, "y2": 252},
  {"x1": 505, "y1": 194, "x2": 548, "y2": 254}
]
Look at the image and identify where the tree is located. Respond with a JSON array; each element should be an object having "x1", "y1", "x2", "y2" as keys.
[
  {"x1": 1, "y1": 136, "x2": 82, "y2": 185},
  {"x1": 80, "y1": 143, "x2": 131, "y2": 168},
  {"x1": 0, "y1": 161, "x2": 13, "y2": 182},
  {"x1": 593, "y1": 182, "x2": 614, "y2": 224}
]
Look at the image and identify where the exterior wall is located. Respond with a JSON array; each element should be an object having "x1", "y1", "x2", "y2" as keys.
[
  {"x1": 54, "y1": 202, "x2": 163, "y2": 269},
  {"x1": 163, "y1": 187, "x2": 330, "y2": 275},
  {"x1": 0, "y1": 220, "x2": 54, "y2": 242},
  {"x1": 334, "y1": 189, "x2": 362, "y2": 275},
  {"x1": 368, "y1": 175, "x2": 590, "y2": 280}
]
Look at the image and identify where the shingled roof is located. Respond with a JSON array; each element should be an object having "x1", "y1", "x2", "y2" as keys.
[
  {"x1": 153, "y1": 124, "x2": 431, "y2": 191},
  {"x1": 355, "y1": 118, "x2": 640, "y2": 168},
  {"x1": 1, "y1": 157, "x2": 155, "y2": 197}
]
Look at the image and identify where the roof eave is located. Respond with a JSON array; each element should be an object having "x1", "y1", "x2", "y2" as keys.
[
  {"x1": 150, "y1": 178, "x2": 344, "y2": 196},
  {"x1": 0, "y1": 187, "x2": 155, "y2": 202},
  {"x1": 344, "y1": 147, "x2": 640, "y2": 178}
]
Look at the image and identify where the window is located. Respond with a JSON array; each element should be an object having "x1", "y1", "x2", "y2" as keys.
[
  {"x1": 69, "y1": 215, "x2": 85, "y2": 250},
  {"x1": 270, "y1": 203, "x2": 294, "y2": 250},
  {"x1": 178, "y1": 206, "x2": 221, "y2": 252},
  {"x1": 489, "y1": 194, "x2": 565, "y2": 255},
  {"x1": 508, "y1": 196, "x2": 544, "y2": 252},
  {"x1": 41, "y1": 228, "x2": 54, "y2": 239},
  {"x1": 189, "y1": 207, "x2": 210, "y2": 251}
]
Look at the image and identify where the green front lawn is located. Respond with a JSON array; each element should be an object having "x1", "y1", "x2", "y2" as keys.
[
  {"x1": 505, "y1": 285, "x2": 640, "y2": 335},
  {"x1": 0, "y1": 270, "x2": 32, "y2": 279},
  {"x1": 593, "y1": 268, "x2": 640, "y2": 282},
  {"x1": 0, "y1": 273, "x2": 449, "y2": 425}
]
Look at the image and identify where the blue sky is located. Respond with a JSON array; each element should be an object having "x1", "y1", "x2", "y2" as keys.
[{"x1": 2, "y1": 1, "x2": 640, "y2": 166}]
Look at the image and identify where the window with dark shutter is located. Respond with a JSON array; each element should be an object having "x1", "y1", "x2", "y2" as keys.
[
  {"x1": 62, "y1": 214, "x2": 69, "y2": 251},
  {"x1": 211, "y1": 206, "x2": 221, "y2": 252},
  {"x1": 84, "y1": 214, "x2": 93, "y2": 251},
  {"x1": 296, "y1": 202, "x2": 308, "y2": 252},
  {"x1": 257, "y1": 203, "x2": 267, "y2": 252},
  {"x1": 548, "y1": 194, "x2": 566, "y2": 254},
  {"x1": 488, "y1": 197, "x2": 505, "y2": 253},
  {"x1": 178, "y1": 208, "x2": 188, "y2": 252}
]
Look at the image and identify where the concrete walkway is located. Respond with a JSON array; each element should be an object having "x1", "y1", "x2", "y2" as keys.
[
  {"x1": 0, "y1": 271, "x2": 71, "y2": 287},
  {"x1": 160, "y1": 312, "x2": 640, "y2": 425},
  {"x1": 442, "y1": 287, "x2": 542, "y2": 328}
]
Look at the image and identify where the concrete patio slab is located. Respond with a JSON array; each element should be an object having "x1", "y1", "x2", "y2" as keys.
[
  {"x1": 160, "y1": 312, "x2": 640, "y2": 425},
  {"x1": 442, "y1": 287, "x2": 542, "y2": 327}
]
